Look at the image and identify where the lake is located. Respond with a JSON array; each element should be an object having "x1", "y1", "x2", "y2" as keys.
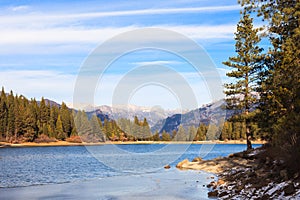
[{"x1": 0, "y1": 144, "x2": 261, "y2": 199}]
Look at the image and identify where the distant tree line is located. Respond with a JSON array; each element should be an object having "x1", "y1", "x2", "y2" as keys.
[
  {"x1": 0, "y1": 87, "x2": 262, "y2": 143},
  {"x1": 0, "y1": 88, "x2": 77, "y2": 143}
]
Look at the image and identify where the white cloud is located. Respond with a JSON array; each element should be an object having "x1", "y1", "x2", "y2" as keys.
[
  {"x1": 131, "y1": 60, "x2": 182, "y2": 66},
  {"x1": 0, "y1": 25, "x2": 235, "y2": 45},
  {"x1": 9, "y1": 5, "x2": 30, "y2": 12},
  {"x1": 0, "y1": 70, "x2": 76, "y2": 103},
  {"x1": 1, "y1": 5, "x2": 240, "y2": 28},
  {"x1": 0, "y1": 67, "x2": 226, "y2": 109},
  {"x1": 59, "y1": 5, "x2": 240, "y2": 19},
  {"x1": 0, "y1": 27, "x2": 134, "y2": 45}
]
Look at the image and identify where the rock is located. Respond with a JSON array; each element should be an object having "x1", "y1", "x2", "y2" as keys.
[
  {"x1": 233, "y1": 152, "x2": 244, "y2": 158},
  {"x1": 284, "y1": 183, "x2": 295, "y2": 196},
  {"x1": 293, "y1": 172, "x2": 299, "y2": 179},
  {"x1": 164, "y1": 165, "x2": 171, "y2": 169},
  {"x1": 176, "y1": 159, "x2": 189, "y2": 168},
  {"x1": 207, "y1": 181, "x2": 215, "y2": 188},
  {"x1": 228, "y1": 153, "x2": 234, "y2": 158},
  {"x1": 265, "y1": 157, "x2": 271, "y2": 165},
  {"x1": 261, "y1": 194, "x2": 270, "y2": 199},
  {"x1": 192, "y1": 157, "x2": 203, "y2": 162},
  {"x1": 208, "y1": 190, "x2": 218, "y2": 197},
  {"x1": 217, "y1": 179, "x2": 225, "y2": 185},
  {"x1": 218, "y1": 191, "x2": 229, "y2": 197},
  {"x1": 280, "y1": 169, "x2": 288, "y2": 180},
  {"x1": 235, "y1": 185, "x2": 244, "y2": 193}
]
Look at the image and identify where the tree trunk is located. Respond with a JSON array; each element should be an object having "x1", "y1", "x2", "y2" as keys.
[
  {"x1": 245, "y1": 111, "x2": 252, "y2": 150},
  {"x1": 246, "y1": 125, "x2": 252, "y2": 150}
]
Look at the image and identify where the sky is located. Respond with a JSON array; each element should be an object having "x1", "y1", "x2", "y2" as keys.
[{"x1": 0, "y1": 0, "x2": 243, "y2": 110}]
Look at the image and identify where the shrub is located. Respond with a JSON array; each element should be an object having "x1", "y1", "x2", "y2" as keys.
[
  {"x1": 34, "y1": 134, "x2": 57, "y2": 143},
  {"x1": 66, "y1": 136, "x2": 82, "y2": 143}
]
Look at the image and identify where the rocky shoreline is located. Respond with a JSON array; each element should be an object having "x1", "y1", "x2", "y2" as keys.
[{"x1": 176, "y1": 147, "x2": 300, "y2": 199}]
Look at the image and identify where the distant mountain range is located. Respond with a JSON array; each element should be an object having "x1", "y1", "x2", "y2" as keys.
[
  {"x1": 62, "y1": 100, "x2": 235, "y2": 133},
  {"x1": 74, "y1": 104, "x2": 185, "y2": 127},
  {"x1": 151, "y1": 100, "x2": 235, "y2": 133}
]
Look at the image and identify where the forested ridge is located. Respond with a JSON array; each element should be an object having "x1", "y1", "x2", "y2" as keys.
[{"x1": 0, "y1": 87, "x2": 264, "y2": 143}]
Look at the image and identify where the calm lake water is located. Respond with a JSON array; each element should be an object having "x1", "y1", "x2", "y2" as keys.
[{"x1": 0, "y1": 144, "x2": 261, "y2": 188}]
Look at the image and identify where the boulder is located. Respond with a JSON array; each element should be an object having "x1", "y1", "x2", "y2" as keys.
[
  {"x1": 192, "y1": 157, "x2": 203, "y2": 162},
  {"x1": 164, "y1": 165, "x2": 171, "y2": 169},
  {"x1": 218, "y1": 191, "x2": 229, "y2": 197},
  {"x1": 208, "y1": 190, "x2": 218, "y2": 197},
  {"x1": 228, "y1": 153, "x2": 235, "y2": 158},
  {"x1": 176, "y1": 159, "x2": 189, "y2": 168},
  {"x1": 284, "y1": 183, "x2": 295, "y2": 196},
  {"x1": 207, "y1": 181, "x2": 216, "y2": 188},
  {"x1": 265, "y1": 157, "x2": 271, "y2": 165},
  {"x1": 293, "y1": 172, "x2": 299, "y2": 179},
  {"x1": 217, "y1": 179, "x2": 225, "y2": 185},
  {"x1": 280, "y1": 169, "x2": 288, "y2": 181}
]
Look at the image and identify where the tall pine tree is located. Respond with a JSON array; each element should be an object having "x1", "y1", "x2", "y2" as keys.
[{"x1": 223, "y1": 9, "x2": 262, "y2": 150}]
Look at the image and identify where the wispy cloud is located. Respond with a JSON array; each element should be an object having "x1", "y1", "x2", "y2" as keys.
[
  {"x1": 9, "y1": 5, "x2": 30, "y2": 12},
  {"x1": 55, "y1": 5, "x2": 240, "y2": 19},
  {"x1": 0, "y1": 70, "x2": 75, "y2": 102},
  {"x1": 0, "y1": 67, "x2": 227, "y2": 109},
  {"x1": 132, "y1": 60, "x2": 182, "y2": 66},
  {"x1": 1, "y1": 5, "x2": 240, "y2": 26},
  {"x1": 0, "y1": 25, "x2": 235, "y2": 45}
]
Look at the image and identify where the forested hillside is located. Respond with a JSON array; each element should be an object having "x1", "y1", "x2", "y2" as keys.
[{"x1": 0, "y1": 87, "x2": 264, "y2": 143}]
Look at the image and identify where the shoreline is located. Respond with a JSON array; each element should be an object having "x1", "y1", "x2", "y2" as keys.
[
  {"x1": 0, "y1": 139, "x2": 266, "y2": 148},
  {"x1": 177, "y1": 147, "x2": 300, "y2": 198},
  {"x1": 176, "y1": 150, "x2": 258, "y2": 174}
]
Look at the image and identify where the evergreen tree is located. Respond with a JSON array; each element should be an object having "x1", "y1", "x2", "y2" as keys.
[
  {"x1": 30, "y1": 99, "x2": 40, "y2": 137},
  {"x1": 175, "y1": 125, "x2": 186, "y2": 141},
  {"x1": 6, "y1": 91, "x2": 15, "y2": 142},
  {"x1": 221, "y1": 122, "x2": 232, "y2": 141},
  {"x1": 141, "y1": 118, "x2": 152, "y2": 140},
  {"x1": 70, "y1": 110, "x2": 78, "y2": 137},
  {"x1": 188, "y1": 125, "x2": 197, "y2": 141},
  {"x1": 90, "y1": 114, "x2": 104, "y2": 142},
  {"x1": 39, "y1": 97, "x2": 50, "y2": 124},
  {"x1": 23, "y1": 103, "x2": 37, "y2": 142},
  {"x1": 153, "y1": 130, "x2": 160, "y2": 141},
  {"x1": 232, "y1": 121, "x2": 242, "y2": 140},
  {"x1": 74, "y1": 110, "x2": 92, "y2": 139},
  {"x1": 132, "y1": 116, "x2": 141, "y2": 140},
  {"x1": 223, "y1": 9, "x2": 262, "y2": 150},
  {"x1": 161, "y1": 130, "x2": 171, "y2": 141},
  {"x1": 0, "y1": 89, "x2": 8, "y2": 140},
  {"x1": 110, "y1": 120, "x2": 120, "y2": 141},
  {"x1": 49, "y1": 105, "x2": 59, "y2": 138},
  {"x1": 207, "y1": 124, "x2": 218, "y2": 140},
  {"x1": 244, "y1": 0, "x2": 300, "y2": 147},
  {"x1": 60, "y1": 102, "x2": 71, "y2": 137},
  {"x1": 171, "y1": 130, "x2": 177, "y2": 140},
  {"x1": 56, "y1": 115, "x2": 66, "y2": 140},
  {"x1": 197, "y1": 123, "x2": 207, "y2": 141}
]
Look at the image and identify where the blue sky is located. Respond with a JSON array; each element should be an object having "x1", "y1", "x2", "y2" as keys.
[{"x1": 0, "y1": 0, "x2": 243, "y2": 109}]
